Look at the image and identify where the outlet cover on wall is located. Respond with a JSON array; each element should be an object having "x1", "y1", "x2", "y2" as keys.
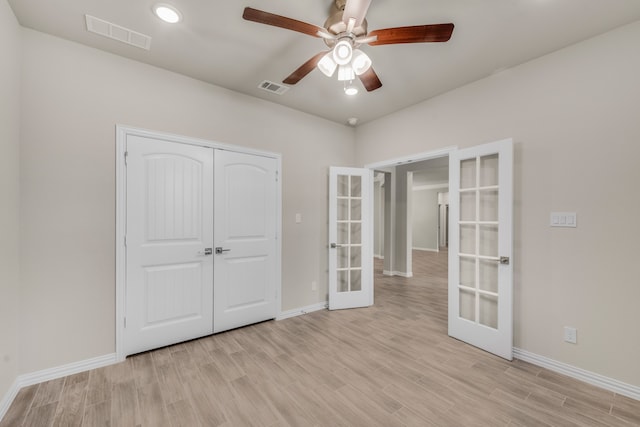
[{"x1": 564, "y1": 326, "x2": 577, "y2": 344}]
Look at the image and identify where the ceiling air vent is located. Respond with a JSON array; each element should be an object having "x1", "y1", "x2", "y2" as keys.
[
  {"x1": 85, "y1": 15, "x2": 152, "y2": 50},
  {"x1": 258, "y1": 80, "x2": 290, "y2": 95}
]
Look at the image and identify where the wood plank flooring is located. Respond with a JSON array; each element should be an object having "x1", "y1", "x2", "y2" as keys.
[{"x1": 3, "y1": 250, "x2": 639, "y2": 426}]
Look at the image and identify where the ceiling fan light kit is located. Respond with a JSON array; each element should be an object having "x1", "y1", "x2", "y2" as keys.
[
  {"x1": 318, "y1": 52, "x2": 338, "y2": 77},
  {"x1": 241, "y1": 0, "x2": 454, "y2": 93}
]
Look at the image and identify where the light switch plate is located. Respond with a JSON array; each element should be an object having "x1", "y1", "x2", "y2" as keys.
[{"x1": 550, "y1": 212, "x2": 577, "y2": 228}]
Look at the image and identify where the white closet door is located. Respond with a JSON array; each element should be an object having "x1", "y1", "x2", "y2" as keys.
[
  {"x1": 125, "y1": 136, "x2": 214, "y2": 356},
  {"x1": 213, "y1": 150, "x2": 278, "y2": 333}
]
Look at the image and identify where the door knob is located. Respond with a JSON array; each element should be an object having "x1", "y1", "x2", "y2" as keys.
[
  {"x1": 215, "y1": 247, "x2": 231, "y2": 254},
  {"x1": 499, "y1": 256, "x2": 510, "y2": 265},
  {"x1": 330, "y1": 243, "x2": 343, "y2": 249},
  {"x1": 198, "y1": 248, "x2": 213, "y2": 256}
]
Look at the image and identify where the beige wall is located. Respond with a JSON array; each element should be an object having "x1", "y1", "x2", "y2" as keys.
[
  {"x1": 19, "y1": 29, "x2": 355, "y2": 374},
  {"x1": 356, "y1": 21, "x2": 640, "y2": 387},
  {"x1": 0, "y1": 0, "x2": 21, "y2": 400}
]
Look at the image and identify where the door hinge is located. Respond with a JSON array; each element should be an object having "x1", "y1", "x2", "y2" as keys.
[
  {"x1": 124, "y1": 151, "x2": 128, "y2": 165},
  {"x1": 124, "y1": 317, "x2": 127, "y2": 328},
  {"x1": 275, "y1": 171, "x2": 279, "y2": 182},
  {"x1": 124, "y1": 235, "x2": 127, "y2": 247}
]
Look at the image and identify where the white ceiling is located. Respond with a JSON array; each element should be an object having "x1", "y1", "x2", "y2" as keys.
[{"x1": 9, "y1": 0, "x2": 640, "y2": 125}]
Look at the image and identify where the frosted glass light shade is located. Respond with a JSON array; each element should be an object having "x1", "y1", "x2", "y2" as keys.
[
  {"x1": 352, "y1": 49, "x2": 372, "y2": 75},
  {"x1": 333, "y1": 40, "x2": 353, "y2": 65},
  {"x1": 337, "y1": 65, "x2": 355, "y2": 81},
  {"x1": 317, "y1": 52, "x2": 337, "y2": 77}
]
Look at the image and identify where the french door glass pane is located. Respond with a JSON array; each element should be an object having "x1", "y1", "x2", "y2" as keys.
[
  {"x1": 351, "y1": 199, "x2": 362, "y2": 221},
  {"x1": 479, "y1": 190, "x2": 498, "y2": 221},
  {"x1": 338, "y1": 247, "x2": 349, "y2": 269},
  {"x1": 338, "y1": 175, "x2": 349, "y2": 197},
  {"x1": 460, "y1": 289, "x2": 475, "y2": 321},
  {"x1": 479, "y1": 225, "x2": 498, "y2": 257},
  {"x1": 350, "y1": 246, "x2": 362, "y2": 268},
  {"x1": 479, "y1": 154, "x2": 499, "y2": 187},
  {"x1": 350, "y1": 270, "x2": 362, "y2": 291},
  {"x1": 479, "y1": 294, "x2": 498, "y2": 328},
  {"x1": 460, "y1": 224, "x2": 475, "y2": 254},
  {"x1": 337, "y1": 199, "x2": 349, "y2": 221},
  {"x1": 338, "y1": 271, "x2": 348, "y2": 292},
  {"x1": 479, "y1": 260, "x2": 498, "y2": 293},
  {"x1": 350, "y1": 175, "x2": 362, "y2": 197},
  {"x1": 337, "y1": 222, "x2": 348, "y2": 245},
  {"x1": 460, "y1": 192, "x2": 476, "y2": 221},
  {"x1": 460, "y1": 159, "x2": 476, "y2": 189},
  {"x1": 460, "y1": 257, "x2": 475, "y2": 288}
]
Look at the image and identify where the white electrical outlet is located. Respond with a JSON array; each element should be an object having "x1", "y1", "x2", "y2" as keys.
[
  {"x1": 311, "y1": 281, "x2": 317, "y2": 291},
  {"x1": 564, "y1": 326, "x2": 577, "y2": 344}
]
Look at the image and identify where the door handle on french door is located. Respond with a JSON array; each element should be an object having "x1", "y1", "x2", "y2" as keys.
[
  {"x1": 215, "y1": 247, "x2": 231, "y2": 254},
  {"x1": 330, "y1": 243, "x2": 343, "y2": 249},
  {"x1": 499, "y1": 256, "x2": 510, "y2": 265},
  {"x1": 198, "y1": 248, "x2": 213, "y2": 256}
]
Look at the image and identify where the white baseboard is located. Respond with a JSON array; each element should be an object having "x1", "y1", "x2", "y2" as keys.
[
  {"x1": 382, "y1": 270, "x2": 413, "y2": 278},
  {"x1": 277, "y1": 302, "x2": 327, "y2": 320},
  {"x1": 0, "y1": 379, "x2": 20, "y2": 422},
  {"x1": 0, "y1": 353, "x2": 118, "y2": 422},
  {"x1": 412, "y1": 247, "x2": 439, "y2": 252},
  {"x1": 374, "y1": 254, "x2": 384, "y2": 259},
  {"x1": 513, "y1": 348, "x2": 640, "y2": 401}
]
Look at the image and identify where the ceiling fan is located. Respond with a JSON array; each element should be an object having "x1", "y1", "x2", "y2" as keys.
[{"x1": 242, "y1": 0, "x2": 454, "y2": 93}]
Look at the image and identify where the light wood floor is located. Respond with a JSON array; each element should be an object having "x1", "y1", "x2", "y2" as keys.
[{"x1": 3, "y1": 250, "x2": 639, "y2": 426}]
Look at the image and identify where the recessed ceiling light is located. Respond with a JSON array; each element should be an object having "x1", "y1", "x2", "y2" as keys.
[
  {"x1": 347, "y1": 117, "x2": 359, "y2": 126},
  {"x1": 153, "y1": 4, "x2": 182, "y2": 23}
]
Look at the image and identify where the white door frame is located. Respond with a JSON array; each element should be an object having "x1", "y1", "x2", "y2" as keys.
[
  {"x1": 365, "y1": 147, "x2": 458, "y2": 277},
  {"x1": 115, "y1": 125, "x2": 282, "y2": 362}
]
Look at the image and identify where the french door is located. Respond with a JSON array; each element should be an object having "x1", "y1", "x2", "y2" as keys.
[
  {"x1": 448, "y1": 139, "x2": 514, "y2": 360},
  {"x1": 328, "y1": 167, "x2": 373, "y2": 310}
]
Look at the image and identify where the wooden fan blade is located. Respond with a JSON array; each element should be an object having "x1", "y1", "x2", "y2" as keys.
[
  {"x1": 342, "y1": 0, "x2": 372, "y2": 28},
  {"x1": 243, "y1": 7, "x2": 323, "y2": 38},
  {"x1": 358, "y1": 67, "x2": 382, "y2": 92},
  {"x1": 368, "y1": 23, "x2": 454, "y2": 46},
  {"x1": 283, "y1": 51, "x2": 327, "y2": 85}
]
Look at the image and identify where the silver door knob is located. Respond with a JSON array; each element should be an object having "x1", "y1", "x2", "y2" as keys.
[
  {"x1": 198, "y1": 248, "x2": 213, "y2": 256},
  {"x1": 330, "y1": 243, "x2": 343, "y2": 249},
  {"x1": 215, "y1": 247, "x2": 231, "y2": 254}
]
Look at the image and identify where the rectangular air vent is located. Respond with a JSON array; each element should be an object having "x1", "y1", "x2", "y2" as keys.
[
  {"x1": 85, "y1": 15, "x2": 152, "y2": 50},
  {"x1": 258, "y1": 80, "x2": 290, "y2": 95}
]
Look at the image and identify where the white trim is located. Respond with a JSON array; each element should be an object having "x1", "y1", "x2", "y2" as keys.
[
  {"x1": 413, "y1": 183, "x2": 449, "y2": 191},
  {"x1": 277, "y1": 302, "x2": 327, "y2": 320},
  {"x1": 413, "y1": 247, "x2": 439, "y2": 252},
  {"x1": 0, "y1": 379, "x2": 19, "y2": 422},
  {"x1": 0, "y1": 353, "x2": 118, "y2": 421},
  {"x1": 17, "y1": 354, "x2": 117, "y2": 387},
  {"x1": 513, "y1": 348, "x2": 640, "y2": 401},
  {"x1": 382, "y1": 270, "x2": 413, "y2": 278},
  {"x1": 115, "y1": 125, "x2": 283, "y2": 361},
  {"x1": 374, "y1": 254, "x2": 384, "y2": 259},
  {"x1": 364, "y1": 146, "x2": 457, "y2": 169}
]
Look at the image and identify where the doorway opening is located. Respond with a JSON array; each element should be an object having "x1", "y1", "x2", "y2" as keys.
[{"x1": 367, "y1": 148, "x2": 454, "y2": 282}]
